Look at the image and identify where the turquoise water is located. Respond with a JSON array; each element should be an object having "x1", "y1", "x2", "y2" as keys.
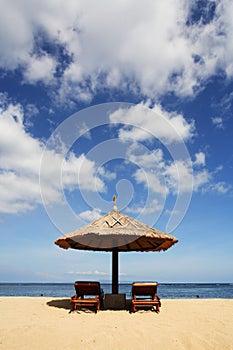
[{"x1": 0, "y1": 283, "x2": 232, "y2": 299}]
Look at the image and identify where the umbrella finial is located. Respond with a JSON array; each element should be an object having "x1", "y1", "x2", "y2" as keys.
[{"x1": 113, "y1": 195, "x2": 118, "y2": 212}]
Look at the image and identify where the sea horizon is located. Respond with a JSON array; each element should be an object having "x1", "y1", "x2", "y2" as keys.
[
  {"x1": 1, "y1": 282, "x2": 232, "y2": 299},
  {"x1": 0, "y1": 281, "x2": 232, "y2": 284}
]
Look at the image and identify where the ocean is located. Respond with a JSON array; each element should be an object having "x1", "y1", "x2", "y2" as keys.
[{"x1": 0, "y1": 283, "x2": 232, "y2": 299}]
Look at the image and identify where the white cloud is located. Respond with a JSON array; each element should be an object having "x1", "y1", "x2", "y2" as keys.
[
  {"x1": 193, "y1": 152, "x2": 206, "y2": 166},
  {"x1": 0, "y1": 1, "x2": 233, "y2": 100},
  {"x1": 62, "y1": 153, "x2": 105, "y2": 193},
  {"x1": 0, "y1": 99, "x2": 105, "y2": 214},
  {"x1": 211, "y1": 117, "x2": 224, "y2": 129},
  {"x1": 124, "y1": 140, "x2": 227, "y2": 197},
  {"x1": 126, "y1": 198, "x2": 163, "y2": 214},
  {"x1": 192, "y1": 169, "x2": 210, "y2": 192},
  {"x1": 67, "y1": 270, "x2": 108, "y2": 276},
  {"x1": 134, "y1": 168, "x2": 168, "y2": 195},
  {"x1": 109, "y1": 102, "x2": 195, "y2": 144},
  {"x1": 108, "y1": 101, "x2": 230, "y2": 197},
  {"x1": 23, "y1": 54, "x2": 57, "y2": 84},
  {"x1": 78, "y1": 208, "x2": 102, "y2": 222},
  {"x1": 75, "y1": 122, "x2": 92, "y2": 140},
  {"x1": 97, "y1": 167, "x2": 116, "y2": 181},
  {"x1": 204, "y1": 181, "x2": 232, "y2": 194},
  {"x1": 25, "y1": 104, "x2": 39, "y2": 118},
  {"x1": 164, "y1": 155, "x2": 230, "y2": 195},
  {"x1": 164, "y1": 159, "x2": 193, "y2": 194},
  {"x1": 0, "y1": 171, "x2": 39, "y2": 214},
  {"x1": 127, "y1": 147, "x2": 164, "y2": 169}
]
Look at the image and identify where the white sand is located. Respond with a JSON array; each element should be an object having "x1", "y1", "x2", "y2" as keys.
[{"x1": 0, "y1": 297, "x2": 232, "y2": 349}]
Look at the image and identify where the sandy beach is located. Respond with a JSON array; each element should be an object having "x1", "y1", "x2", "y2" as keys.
[{"x1": 0, "y1": 297, "x2": 232, "y2": 349}]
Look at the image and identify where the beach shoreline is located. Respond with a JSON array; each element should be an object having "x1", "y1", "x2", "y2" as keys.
[{"x1": 1, "y1": 297, "x2": 233, "y2": 349}]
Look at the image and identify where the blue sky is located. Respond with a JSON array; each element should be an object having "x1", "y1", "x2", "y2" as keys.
[{"x1": 0, "y1": 0, "x2": 233, "y2": 283}]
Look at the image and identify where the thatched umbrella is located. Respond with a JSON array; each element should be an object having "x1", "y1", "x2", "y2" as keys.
[{"x1": 55, "y1": 197, "x2": 178, "y2": 293}]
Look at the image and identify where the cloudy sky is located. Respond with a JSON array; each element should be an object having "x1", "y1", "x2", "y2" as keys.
[{"x1": 0, "y1": 0, "x2": 232, "y2": 283}]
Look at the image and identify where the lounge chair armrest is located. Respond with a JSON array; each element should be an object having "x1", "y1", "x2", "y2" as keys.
[{"x1": 71, "y1": 294, "x2": 78, "y2": 300}]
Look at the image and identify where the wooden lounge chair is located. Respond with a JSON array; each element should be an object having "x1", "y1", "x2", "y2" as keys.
[
  {"x1": 131, "y1": 282, "x2": 161, "y2": 313},
  {"x1": 70, "y1": 281, "x2": 104, "y2": 313}
]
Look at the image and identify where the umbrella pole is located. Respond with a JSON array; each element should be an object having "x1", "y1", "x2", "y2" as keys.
[{"x1": 112, "y1": 249, "x2": 118, "y2": 294}]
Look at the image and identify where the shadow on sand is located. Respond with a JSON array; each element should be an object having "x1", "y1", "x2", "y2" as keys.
[
  {"x1": 46, "y1": 298, "x2": 158, "y2": 314},
  {"x1": 46, "y1": 299, "x2": 98, "y2": 313},
  {"x1": 47, "y1": 299, "x2": 70, "y2": 310}
]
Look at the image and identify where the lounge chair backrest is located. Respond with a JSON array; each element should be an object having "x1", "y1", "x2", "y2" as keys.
[
  {"x1": 74, "y1": 281, "x2": 101, "y2": 296},
  {"x1": 132, "y1": 283, "x2": 158, "y2": 297}
]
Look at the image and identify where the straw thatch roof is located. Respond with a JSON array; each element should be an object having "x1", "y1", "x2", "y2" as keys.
[{"x1": 55, "y1": 209, "x2": 178, "y2": 252}]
